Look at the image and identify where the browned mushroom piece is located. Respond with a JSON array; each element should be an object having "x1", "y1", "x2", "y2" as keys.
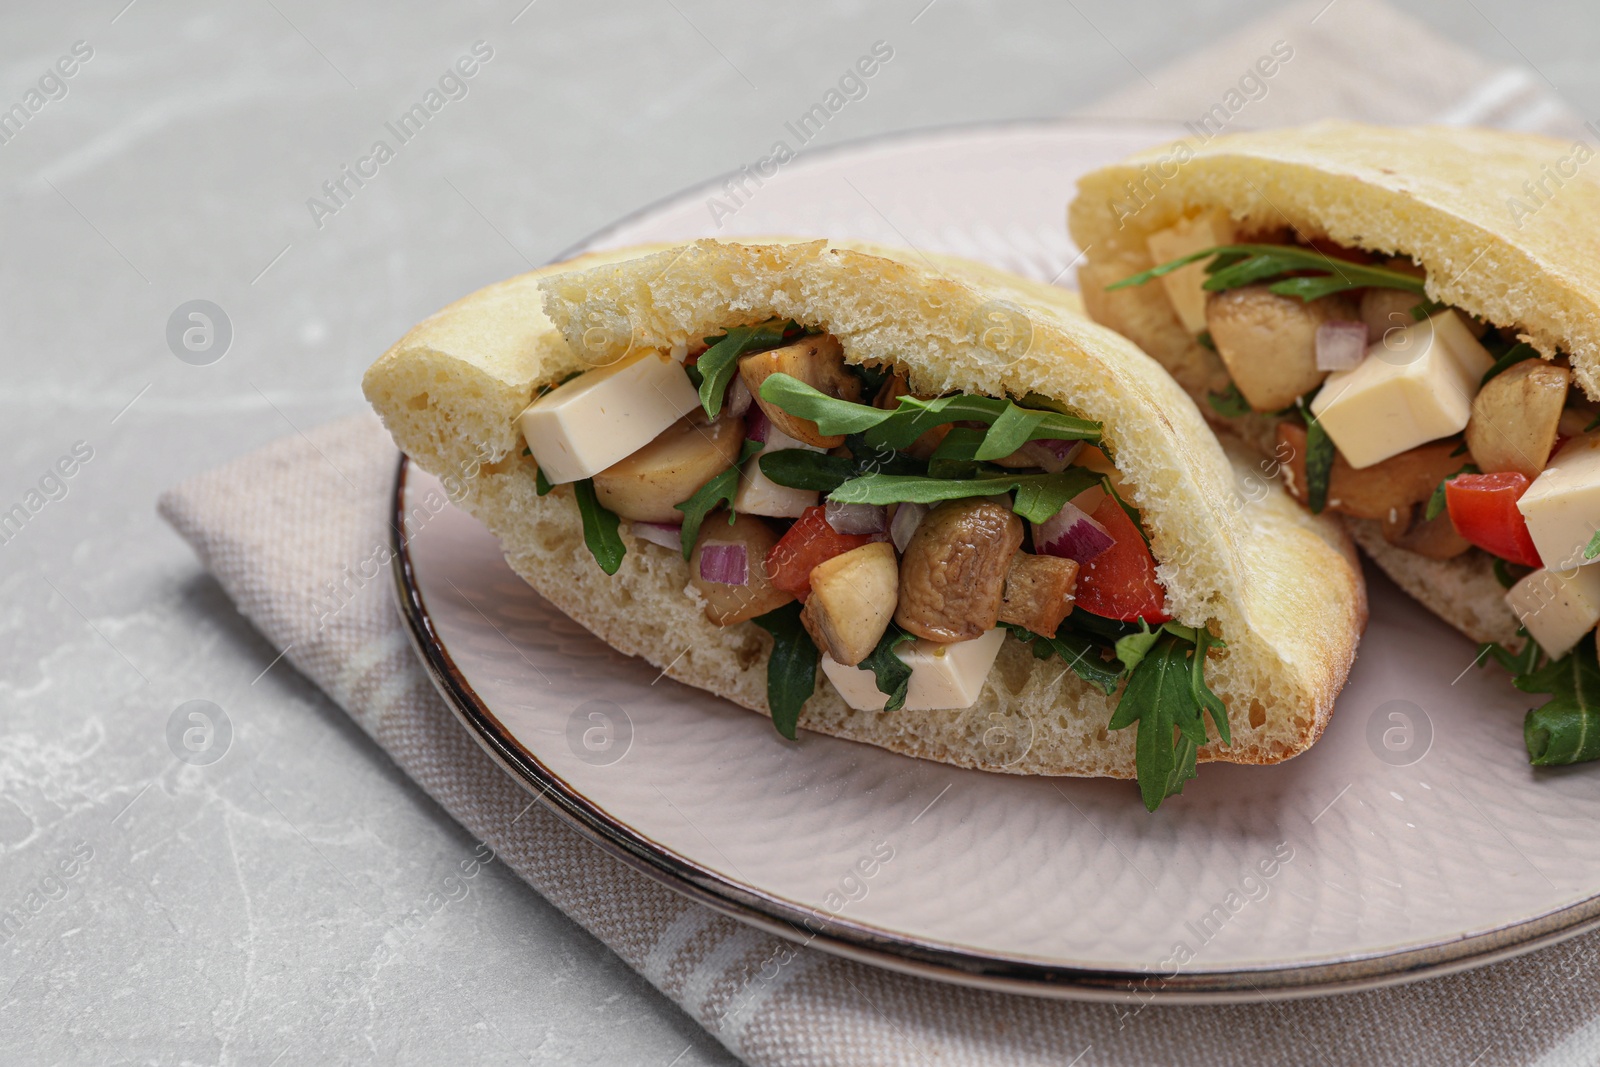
[
  {"x1": 1276, "y1": 422, "x2": 1462, "y2": 521},
  {"x1": 800, "y1": 542, "x2": 899, "y2": 665},
  {"x1": 1380, "y1": 503, "x2": 1472, "y2": 560},
  {"x1": 738, "y1": 334, "x2": 862, "y2": 448},
  {"x1": 997, "y1": 552, "x2": 1079, "y2": 637},
  {"x1": 1465, "y1": 359, "x2": 1570, "y2": 478},
  {"x1": 1205, "y1": 285, "x2": 1358, "y2": 412},
  {"x1": 895, "y1": 499, "x2": 1024, "y2": 642}
]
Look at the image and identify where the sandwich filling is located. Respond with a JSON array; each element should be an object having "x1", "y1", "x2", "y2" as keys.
[
  {"x1": 517, "y1": 319, "x2": 1228, "y2": 810},
  {"x1": 1116, "y1": 216, "x2": 1600, "y2": 767}
]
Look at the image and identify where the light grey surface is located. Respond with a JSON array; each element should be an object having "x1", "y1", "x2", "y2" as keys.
[{"x1": 2, "y1": 1, "x2": 1597, "y2": 1064}]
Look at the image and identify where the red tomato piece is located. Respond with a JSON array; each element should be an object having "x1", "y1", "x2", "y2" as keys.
[
  {"x1": 1072, "y1": 497, "x2": 1171, "y2": 623},
  {"x1": 1444, "y1": 472, "x2": 1543, "y2": 568},
  {"x1": 764, "y1": 506, "x2": 878, "y2": 600}
]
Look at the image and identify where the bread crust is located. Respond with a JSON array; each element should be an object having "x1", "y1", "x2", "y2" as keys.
[
  {"x1": 364, "y1": 239, "x2": 1366, "y2": 779},
  {"x1": 1069, "y1": 121, "x2": 1589, "y2": 648}
]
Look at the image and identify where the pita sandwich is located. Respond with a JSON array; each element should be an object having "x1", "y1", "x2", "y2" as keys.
[
  {"x1": 364, "y1": 238, "x2": 1365, "y2": 809},
  {"x1": 1071, "y1": 121, "x2": 1600, "y2": 767}
]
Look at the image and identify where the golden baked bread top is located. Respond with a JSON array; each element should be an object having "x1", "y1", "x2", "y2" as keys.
[{"x1": 1069, "y1": 120, "x2": 1600, "y2": 398}]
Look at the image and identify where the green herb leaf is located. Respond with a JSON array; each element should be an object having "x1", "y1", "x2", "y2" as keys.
[
  {"x1": 1518, "y1": 633, "x2": 1600, "y2": 766},
  {"x1": 1109, "y1": 244, "x2": 1428, "y2": 302},
  {"x1": 573, "y1": 479, "x2": 625, "y2": 575},
  {"x1": 757, "y1": 374, "x2": 1102, "y2": 456},
  {"x1": 535, "y1": 466, "x2": 553, "y2": 496},
  {"x1": 759, "y1": 435, "x2": 925, "y2": 494},
  {"x1": 828, "y1": 467, "x2": 1102, "y2": 524},
  {"x1": 861, "y1": 628, "x2": 917, "y2": 710},
  {"x1": 1493, "y1": 558, "x2": 1518, "y2": 589},
  {"x1": 1001, "y1": 623, "x2": 1124, "y2": 695},
  {"x1": 752, "y1": 602, "x2": 817, "y2": 740},
  {"x1": 1425, "y1": 463, "x2": 1477, "y2": 522},
  {"x1": 696, "y1": 319, "x2": 800, "y2": 418},
  {"x1": 757, "y1": 374, "x2": 897, "y2": 435},
  {"x1": 758, "y1": 450, "x2": 858, "y2": 493},
  {"x1": 1295, "y1": 387, "x2": 1335, "y2": 515},
  {"x1": 1108, "y1": 636, "x2": 1199, "y2": 811},
  {"x1": 675, "y1": 439, "x2": 762, "y2": 559},
  {"x1": 1196, "y1": 330, "x2": 1216, "y2": 352},
  {"x1": 1207, "y1": 382, "x2": 1252, "y2": 418},
  {"x1": 1480, "y1": 342, "x2": 1538, "y2": 387},
  {"x1": 1586, "y1": 529, "x2": 1600, "y2": 561}
]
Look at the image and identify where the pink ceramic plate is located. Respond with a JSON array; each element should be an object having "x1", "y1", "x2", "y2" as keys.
[{"x1": 394, "y1": 121, "x2": 1600, "y2": 1001}]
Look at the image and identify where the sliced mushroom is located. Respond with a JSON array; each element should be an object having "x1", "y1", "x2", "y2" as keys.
[
  {"x1": 1381, "y1": 503, "x2": 1473, "y2": 560},
  {"x1": 996, "y1": 552, "x2": 1079, "y2": 638},
  {"x1": 1465, "y1": 359, "x2": 1570, "y2": 478},
  {"x1": 738, "y1": 334, "x2": 862, "y2": 448},
  {"x1": 593, "y1": 415, "x2": 746, "y2": 522},
  {"x1": 895, "y1": 499, "x2": 1024, "y2": 642},
  {"x1": 1277, "y1": 421, "x2": 1462, "y2": 521},
  {"x1": 1205, "y1": 286, "x2": 1358, "y2": 411},
  {"x1": 688, "y1": 512, "x2": 793, "y2": 626},
  {"x1": 800, "y1": 542, "x2": 898, "y2": 666}
]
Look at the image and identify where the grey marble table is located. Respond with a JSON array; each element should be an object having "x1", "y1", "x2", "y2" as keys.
[{"x1": 2, "y1": 1, "x2": 1597, "y2": 1064}]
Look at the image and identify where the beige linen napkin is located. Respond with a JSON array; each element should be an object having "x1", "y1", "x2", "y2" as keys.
[{"x1": 160, "y1": 5, "x2": 1600, "y2": 1063}]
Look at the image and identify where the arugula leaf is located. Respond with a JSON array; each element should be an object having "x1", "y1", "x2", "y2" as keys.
[
  {"x1": 1480, "y1": 342, "x2": 1538, "y2": 387},
  {"x1": 1295, "y1": 388, "x2": 1334, "y2": 515},
  {"x1": 1108, "y1": 244, "x2": 1428, "y2": 303},
  {"x1": 861, "y1": 628, "x2": 917, "y2": 710},
  {"x1": 1518, "y1": 634, "x2": 1600, "y2": 766},
  {"x1": 758, "y1": 435, "x2": 925, "y2": 494},
  {"x1": 1493, "y1": 558, "x2": 1518, "y2": 589},
  {"x1": 1103, "y1": 626, "x2": 1230, "y2": 811},
  {"x1": 1196, "y1": 330, "x2": 1216, "y2": 352},
  {"x1": 828, "y1": 467, "x2": 1102, "y2": 523},
  {"x1": 759, "y1": 450, "x2": 858, "y2": 493},
  {"x1": 696, "y1": 319, "x2": 800, "y2": 418},
  {"x1": 756, "y1": 374, "x2": 1102, "y2": 456},
  {"x1": 1586, "y1": 529, "x2": 1600, "y2": 561},
  {"x1": 1002, "y1": 623, "x2": 1124, "y2": 695},
  {"x1": 535, "y1": 466, "x2": 553, "y2": 496},
  {"x1": 1425, "y1": 463, "x2": 1477, "y2": 522},
  {"x1": 572, "y1": 480, "x2": 625, "y2": 575},
  {"x1": 752, "y1": 602, "x2": 817, "y2": 740},
  {"x1": 675, "y1": 439, "x2": 762, "y2": 559},
  {"x1": 1207, "y1": 382, "x2": 1252, "y2": 418}
]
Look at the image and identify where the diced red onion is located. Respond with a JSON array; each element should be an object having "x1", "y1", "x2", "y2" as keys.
[
  {"x1": 1316, "y1": 320, "x2": 1369, "y2": 372},
  {"x1": 632, "y1": 521, "x2": 682, "y2": 550},
  {"x1": 698, "y1": 542, "x2": 749, "y2": 585},
  {"x1": 1033, "y1": 501, "x2": 1115, "y2": 564},
  {"x1": 1031, "y1": 439, "x2": 1085, "y2": 473},
  {"x1": 890, "y1": 502, "x2": 928, "y2": 552},
  {"x1": 746, "y1": 405, "x2": 770, "y2": 443},
  {"x1": 825, "y1": 500, "x2": 887, "y2": 536},
  {"x1": 726, "y1": 376, "x2": 753, "y2": 418}
]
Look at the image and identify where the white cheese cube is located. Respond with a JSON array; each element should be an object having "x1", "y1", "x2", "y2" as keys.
[
  {"x1": 819, "y1": 628, "x2": 1007, "y2": 712},
  {"x1": 1310, "y1": 310, "x2": 1494, "y2": 469},
  {"x1": 518, "y1": 350, "x2": 700, "y2": 484},
  {"x1": 1506, "y1": 565, "x2": 1600, "y2": 658},
  {"x1": 1146, "y1": 209, "x2": 1237, "y2": 334},
  {"x1": 1518, "y1": 435, "x2": 1600, "y2": 569},
  {"x1": 735, "y1": 425, "x2": 822, "y2": 518}
]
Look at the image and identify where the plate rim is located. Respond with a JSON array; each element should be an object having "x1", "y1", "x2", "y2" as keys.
[
  {"x1": 393, "y1": 454, "x2": 1600, "y2": 1003},
  {"x1": 392, "y1": 119, "x2": 1600, "y2": 1001}
]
